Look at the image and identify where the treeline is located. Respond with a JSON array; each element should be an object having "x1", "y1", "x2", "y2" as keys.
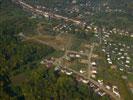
[
  {"x1": 19, "y1": 67, "x2": 109, "y2": 100},
  {"x1": 0, "y1": 0, "x2": 54, "y2": 99}
]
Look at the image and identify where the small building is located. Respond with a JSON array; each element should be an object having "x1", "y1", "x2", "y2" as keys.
[
  {"x1": 80, "y1": 69, "x2": 86, "y2": 74},
  {"x1": 81, "y1": 79, "x2": 89, "y2": 84},
  {"x1": 108, "y1": 61, "x2": 112, "y2": 64},
  {"x1": 76, "y1": 54, "x2": 81, "y2": 58},
  {"x1": 119, "y1": 68, "x2": 124, "y2": 71},
  {"x1": 105, "y1": 85, "x2": 111, "y2": 90},
  {"x1": 126, "y1": 60, "x2": 130, "y2": 64},
  {"x1": 98, "y1": 80, "x2": 103, "y2": 85},
  {"x1": 91, "y1": 62, "x2": 96, "y2": 66},
  {"x1": 91, "y1": 70, "x2": 97, "y2": 74},
  {"x1": 91, "y1": 74, "x2": 96, "y2": 78},
  {"x1": 97, "y1": 91, "x2": 106, "y2": 96},
  {"x1": 65, "y1": 71, "x2": 73, "y2": 75},
  {"x1": 40, "y1": 60, "x2": 44, "y2": 64}
]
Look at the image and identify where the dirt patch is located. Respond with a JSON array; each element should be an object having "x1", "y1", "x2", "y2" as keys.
[
  {"x1": 30, "y1": 34, "x2": 74, "y2": 50},
  {"x1": 128, "y1": 82, "x2": 133, "y2": 88},
  {"x1": 11, "y1": 74, "x2": 29, "y2": 85}
]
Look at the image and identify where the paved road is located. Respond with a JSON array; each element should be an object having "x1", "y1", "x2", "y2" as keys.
[
  {"x1": 60, "y1": 66, "x2": 120, "y2": 100},
  {"x1": 55, "y1": 50, "x2": 120, "y2": 100},
  {"x1": 14, "y1": 0, "x2": 82, "y2": 25}
]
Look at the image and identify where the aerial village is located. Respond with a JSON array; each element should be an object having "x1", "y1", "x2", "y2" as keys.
[{"x1": 13, "y1": 0, "x2": 133, "y2": 99}]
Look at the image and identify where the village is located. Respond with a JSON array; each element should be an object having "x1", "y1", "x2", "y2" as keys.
[
  {"x1": 40, "y1": 46, "x2": 121, "y2": 99},
  {"x1": 12, "y1": 0, "x2": 133, "y2": 100}
]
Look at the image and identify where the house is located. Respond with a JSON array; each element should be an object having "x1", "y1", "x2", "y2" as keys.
[
  {"x1": 126, "y1": 60, "x2": 130, "y2": 64},
  {"x1": 118, "y1": 52, "x2": 122, "y2": 55},
  {"x1": 124, "y1": 53, "x2": 128, "y2": 56},
  {"x1": 126, "y1": 56, "x2": 130, "y2": 60},
  {"x1": 87, "y1": 26, "x2": 92, "y2": 30},
  {"x1": 115, "y1": 47, "x2": 118, "y2": 50},
  {"x1": 105, "y1": 85, "x2": 111, "y2": 90},
  {"x1": 69, "y1": 54, "x2": 75, "y2": 58},
  {"x1": 107, "y1": 58, "x2": 111, "y2": 61},
  {"x1": 91, "y1": 74, "x2": 96, "y2": 78},
  {"x1": 131, "y1": 34, "x2": 133, "y2": 38},
  {"x1": 102, "y1": 49, "x2": 106, "y2": 52},
  {"x1": 61, "y1": 69, "x2": 66, "y2": 73},
  {"x1": 54, "y1": 66, "x2": 60, "y2": 71},
  {"x1": 81, "y1": 79, "x2": 89, "y2": 84},
  {"x1": 97, "y1": 91, "x2": 106, "y2": 96},
  {"x1": 117, "y1": 58, "x2": 120, "y2": 60},
  {"x1": 80, "y1": 50, "x2": 84, "y2": 53},
  {"x1": 91, "y1": 70, "x2": 97, "y2": 74},
  {"x1": 91, "y1": 62, "x2": 96, "y2": 66},
  {"x1": 120, "y1": 48, "x2": 124, "y2": 52},
  {"x1": 125, "y1": 65, "x2": 130, "y2": 68},
  {"x1": 98, "y1": 80, "x2": 103, "y2": 85},
  {"x1": 90, "y1": 83, "x2": 95, "y2": 87},
  {"x1": 119, "y1": 68, "x2": 124, "y2": 71},
  {"x1": 80, "y1": 69, "x2": 86, "y2": 74},
  {"x1": 65, "y1": 71, "x2": 73, "y2": 75},
  {"x1": 108, "y1": 61, "x2": 112, "y2": 64},
  {"x1": 40, "y1": 60, "x2": 44, "y2": 64},
  {"x1": 44, "y1": 14, "x2": 49, "y2": 18},
  {"x1": 121, "y1": 56, "x2": 124, "y2": 59},
  {"x1": 76, "y1": 54, "x2": 81, "y2": 58},
  {"x1": 92, "y1": 54, "x2": 99, "y2": 58}
]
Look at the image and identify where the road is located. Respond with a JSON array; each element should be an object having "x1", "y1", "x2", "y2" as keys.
[
  {"x1": 55, "y1": 50, "x2": 120, "y2": 100},
  {"x1": 60, "y1": 65, "x2": 120, "y2": 100},
  {"x1": 87, "y1": 43, "x2": 95, "y2": 78},
  {"x1": 66, "y1": 50, "x2": 88, "y2": 56},
  {"x1": 19, "y1": 33, "x2": 63, "y2": 50},
  {"x1": 13, "y1": 0, "x2": 82, "y2": 25}
]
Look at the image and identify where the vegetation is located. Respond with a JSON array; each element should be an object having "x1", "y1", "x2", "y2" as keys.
[
  {"x1": 1, "y1": 0, "x2": 132, "y2": 100},
  {"x1": 0, "y1": 0, "x2": 109, "y2": 100}
]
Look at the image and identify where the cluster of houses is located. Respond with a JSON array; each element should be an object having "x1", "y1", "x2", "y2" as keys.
[
  {"x1": 90, "y1": 82, "x2": 106, "y2": 96},
  {"x1": 40, "y1": 57, "x2": 55, "y2": 68},
  {"x1": 40, "y1": 50, "x2": 121, "y2": 98},
  {"x1": 52, "y1": 24, "x2": 73, "y2": 34},
  {"x1": 23, "y1": 0, "x2": 133, "y2": 40},
  {"x1": 60, "y1": 69, "x2": 73, "y2": 76},
  {"x1": 89, "y1": 23, "x2": 132, "y2": 38},
  {"x1": 103, "y1": 41, "x2": 131, "y2": 71},
  {"x1": 93, "y1": 26, "x2": 132, "y2": 72},
  {"x1": 102, "y1": 2, "x2": 126, "y2": 13},
  {"x1": 67, "y1": 52, "x2": 81, "y2": 59},
  {"x1": 89, "y1": 78, "x2": 121, "y2": 97},
  {"x1": 91, "y1": 62, "x2": 97, "y2": 79}
]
